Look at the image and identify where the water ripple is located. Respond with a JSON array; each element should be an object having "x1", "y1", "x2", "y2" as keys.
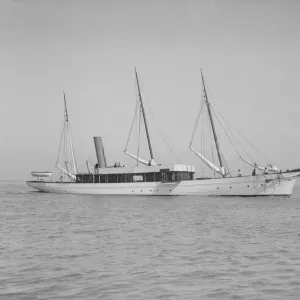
[{"x1": 1, "y1": 182, "x2": 300, "y2": 299}]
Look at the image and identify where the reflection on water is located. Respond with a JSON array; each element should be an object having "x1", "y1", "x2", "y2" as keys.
[{"x1": 1, "y1": 181, "x2": 300, "y2": 299}]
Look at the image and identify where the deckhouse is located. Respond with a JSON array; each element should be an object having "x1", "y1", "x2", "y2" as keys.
[{"x1": 75, "y1": 164, "x2": 195, "y2": 184}]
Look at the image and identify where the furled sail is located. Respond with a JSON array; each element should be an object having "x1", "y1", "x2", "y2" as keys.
[
  {"x1": 240, "y1": 157, "x2": 280, "y2": 173},
  {"x1": 190, "y1": 146, "x2": 225, "y2": 176},
  {"x1": 124, "y1": 151, "x2": 155, "y2": 166},
  {"x1": 239, "y1": 157, "x2": 265, "y2": 171},
  {"x1": 265, "y1": 164, "x2": 280, "y2": 173},
  {"x1": 55, "y1": 166, "x2": 76, "y2": 181}
]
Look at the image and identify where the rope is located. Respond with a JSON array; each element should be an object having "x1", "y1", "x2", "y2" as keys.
[
  {"x1": 200, "y1": 103, "x2": 204, "y2": 176},
  {"x1": 144, "y1": 99, "x2": 176, "y2": 160},
  {"x1": 205, "y1": 79, "x2": 257, "y2": 162},
  {"x1": 212, "y1": 105, "x2": 270, "y2": 163},
  {"x1": 137, "y1": 79, "x2": 177, "y2": 161},
  {"x1": 205, "y1": 79, "x2": 271, "y2": 164},
  {"x1": 190, "y1": 94, "x2": 205, "y2": 146},
  {"x1": 212, "y1": 108, "x2": 243, "y2": 159},
  {"x1": 245, "y1": 109, "x2": 300, "y2": 147},
  {"x1": 212, "y1": 106, "x2": 254, "y2": 161},
  {"x1": 124, "y1": 99, "x2": 139, "y2": 152},
  {"x1": 137, "y1": 106, "x2": 142, "y2": 166},
  {"x1": 209, "y1": 117, "x2": 216, "y2": 178},
  {"x1": 56, "y1": 120, "x2": 66, "y2": 166}
]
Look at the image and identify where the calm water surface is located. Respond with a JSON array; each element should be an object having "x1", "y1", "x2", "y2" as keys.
[{"x1": 1, "y1": 181, "x2": 300, "y2": 299}]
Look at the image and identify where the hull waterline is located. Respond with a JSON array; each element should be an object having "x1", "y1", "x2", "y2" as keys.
[{"x1": 27, "y1": 172, "x2": 300, "y2": 197}]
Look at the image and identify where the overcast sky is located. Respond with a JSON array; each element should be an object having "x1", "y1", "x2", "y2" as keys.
[{"x1": 1, "y1": 0, "x2": 300, "y2": 180}]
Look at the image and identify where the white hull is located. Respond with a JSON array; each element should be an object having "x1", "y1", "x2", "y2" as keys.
[{"x1": 27, "y1": 172, "x2": 300, "y2": 197}]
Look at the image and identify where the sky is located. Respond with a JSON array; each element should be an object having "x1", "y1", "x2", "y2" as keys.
[{"x1": 1, "y1": 0, "x2": 300, "y2": 180}]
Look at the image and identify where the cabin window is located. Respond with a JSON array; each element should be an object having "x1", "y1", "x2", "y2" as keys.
[
  {"x1": 126, "y1": 174, "x2": 133, "y2": 182},
  {"x1": 154, "y1": 172, "x2": 162, "y2": 182},
  {"x1": 133, "y1": 174, "x2": 144, "y2": 182},
  {"x1": 181, "y1": 172, "x2": 193, "y2": 181},
  {"x1": 166, "y1": 172, "x2": 174, "y2": 182},
  {"x1": 82, "y1": 174, "x2": 93, "y2": 183},
  {"x1": 174, "y1": 172, "x2": 182, "y2": 182},
  {"x1": 76, "y1": 171, "x2": 194, "y2": 184},
  {"x1": 94, "y1": 175, "x2": 100, "y2": 183},
  {"x1": 145, "y1": 173, "x2": 155, "y2": 182},
  {"x1": 118, "y1": 174, "x2": 126, "y2": 183},
  {"x1": 160, "y1": 172, "x2": 173, "y2": 182},
  {"x1": 107, "y1": 174, "x2": 118, "y2": 183},
  {"x1": 76, "y1": 175, "x2": 82, "y2": 183}
]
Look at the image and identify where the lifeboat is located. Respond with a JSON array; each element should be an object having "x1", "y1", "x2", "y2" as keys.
[{"x1": 31, "y1": 171, "x2": 52, "y2": 178}]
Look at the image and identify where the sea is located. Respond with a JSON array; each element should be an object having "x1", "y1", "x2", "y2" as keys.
[{"x1": 1, "y1": 181, "x2": 300, "y2": 300}]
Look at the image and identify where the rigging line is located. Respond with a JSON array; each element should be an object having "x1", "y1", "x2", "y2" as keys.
[
  {"x1": 124, "y1": 99, "x2": 140, "y2": 151},
  {"x1": 201, "y1": 70, "x2": 224, "y2": 172},
  {"x1": 56, "y1": 121, "x2": 66, "y2": 166},
  {"x1": 67, "y1": 122, "x2": 77, "y2": 174},
  {"x1": 243, "y1": 109, "x2": 299, "y2": 147},
  {"x1": 226, "y1": 120, "x2": 253, "y2": 162},
  {"x1": 208, "y1": 110, "x2": 230, "y2": 176},
  {"x1": 204, "y1": 79, "x2": 220, "y2": 108},
  {"x1": 211, "y1": 104, "x2": 270, "y2": 163},
  {"x1": 190, "y1": 94, "x2": 205, "y2": 146},
  {"x1": 215, "y1": 109, "x2": 254, "y2": 162},
  {"x1": 210, "y1": 102, "x2": 254, "y2": 161},
  {"x1": 142, "y1": 96, "x2": 177, "y2": 159},
  {"x1": 62, "y1": 127, "x2": 67, "y2": 180},
  {"x1": 201, "y1": 104, "x2": 204, "y2": 176},
  {"x1": 204, "y1": 78, "x2": 256, "y2": 161},
  {"x1": 207, "y1": 112, "x2": 216, "y2": 177},
  {"x1": 137, "y1": 105, "x2": 142, "y2": 166},
  {"x1": 205, "y1": 81, "x2": 246, "y2": 166},
  {"x1": 205, "y1": 80, "x2": 271, "y2": 163},
  {"x1": 136, "y1": 79, "x2": 176, "y2": 160},
  {"x1": 221, "y1": 152, "x2": 230, "y2": 174},
  {"x1": 211, "y1": 108, "x2": 244, "y2": 159},
  {"x1": 135, "y1": 69, "x2": 154, "y2": 161},
  {"x1": 204, "y1": 77, "x2": 269, "y2": 165}
]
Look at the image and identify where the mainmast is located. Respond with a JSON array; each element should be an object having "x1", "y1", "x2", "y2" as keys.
[
  {"x1": 135, "y1": 68, "x2": 155, "y2": 165},
  {"x1": 200, "y1": 70, "x2": 225, "y2": 176}
]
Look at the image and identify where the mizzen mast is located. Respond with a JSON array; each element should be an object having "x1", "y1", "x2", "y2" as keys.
[
  {"x1": 201, "y1": 70, "x2": 225, "y2": 176},
  {"x1": 55, "y1": 92, "x2": 77, "y2": 180},
  {"x1": 63, "y1": 92, "x2": 77, "y2": 174}
]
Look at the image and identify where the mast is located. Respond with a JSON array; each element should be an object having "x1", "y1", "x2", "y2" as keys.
[
  {"x1": 200, "y1": 70, "x2": 225, "y2": 175},
  {"x1": 135, "y1": 68, "x2": 155, "y2": 164},
  {"x1": 63, "y1": 92, "x2": 78, "y2": 174}
]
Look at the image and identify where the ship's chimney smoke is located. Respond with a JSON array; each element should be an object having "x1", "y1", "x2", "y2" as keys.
[{"x1": 94, "y1": 137, "x2": 107, "y2": 168}]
